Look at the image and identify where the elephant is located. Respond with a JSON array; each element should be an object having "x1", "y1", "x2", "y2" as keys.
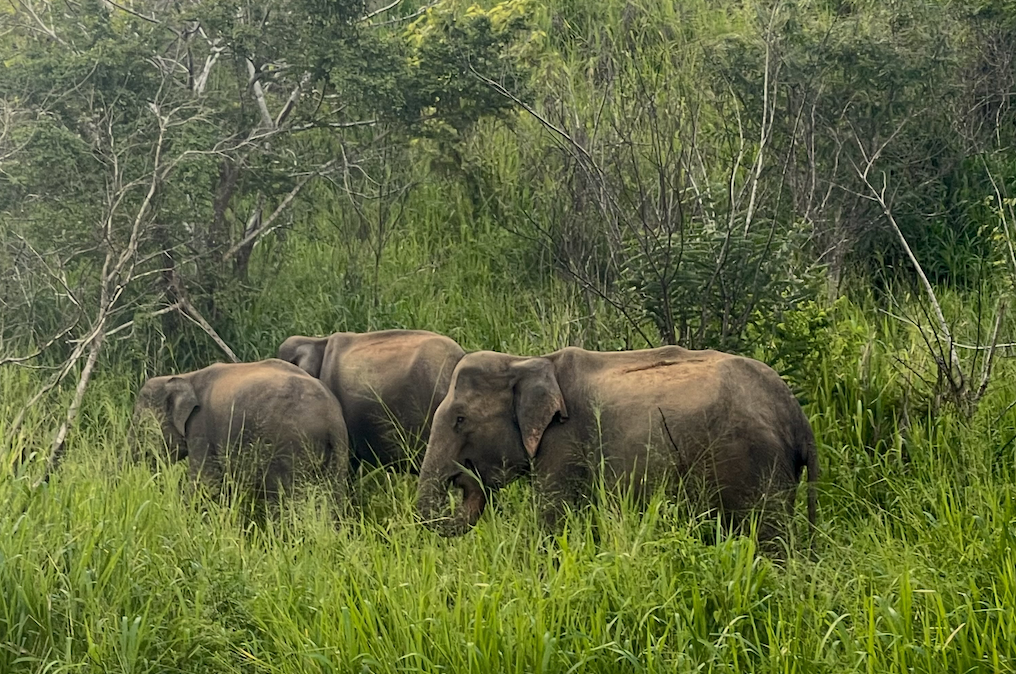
[
  {"x1": 416, "y1": 346, "x2": 819, "y2": 544},
  {"x1": 130, "y1": 359, "x2": 349, "y2": 507},
  {"x1": 277, "y1": 329, "x2": 465, "y2": 471}
]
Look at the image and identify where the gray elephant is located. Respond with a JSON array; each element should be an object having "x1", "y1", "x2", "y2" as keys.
[
  {"x1": 416, "y1": 346, "x2": 819, "y2": 544},
  {"x1": 277, "y1": 329, "x2": 465, "y2": 471},
  {"x1": 131, "y1": 359, "x2": 349, "y2": 507}
]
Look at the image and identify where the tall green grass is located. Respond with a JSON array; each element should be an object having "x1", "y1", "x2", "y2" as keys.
[
  {"x1": 4, "y1": 0, "x2": 1015, "y2": 670},
  {"x1": 2, "y1": 374, "x2": 1015, "y2": 673},
  {"x1": 3, "y1": 227, "x2": 1016, "y2": 671}
]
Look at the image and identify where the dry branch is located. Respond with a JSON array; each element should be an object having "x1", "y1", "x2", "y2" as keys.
[
  {"x1": 0, "y1": 322, "x2": 78, "y2": 367},
  {"x1": 222, "y1": 158, "x2": 340, "y2": 261},
  {"x1": 852, "y1": 118, "x2": 1011, "y2": 413},
  {"x1": 167, "y1": 271, "x2": 239, "y2": 363},
  {"x1": 247, "y1": 59, "x2": 276, "y2": 129}
]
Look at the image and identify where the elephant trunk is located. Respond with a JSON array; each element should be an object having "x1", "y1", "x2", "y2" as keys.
[
  {"x1": 126, "y1": 403, "x2": 147, "y2": 467},
  {"x1": 416, "y1": 442, "x2": 486, "y2": 536},
  {"x1": 128, "y1": 388, "x2": 177, "y2": 468}
]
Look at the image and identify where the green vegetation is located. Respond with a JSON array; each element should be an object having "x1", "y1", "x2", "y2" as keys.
[
  {"x1": 3, "y1": 276, "x2": 1016, "y2": 672},
  {"x1": 3, "y1": 0, "x2": 1016, "y2": 671}
]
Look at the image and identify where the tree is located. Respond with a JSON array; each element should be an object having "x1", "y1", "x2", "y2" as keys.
[{"x1": 0, "y1": 0, "x2": 535, "y2": 474}]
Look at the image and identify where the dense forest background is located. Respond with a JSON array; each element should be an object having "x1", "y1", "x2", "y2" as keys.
[{"x1": 2, "y1": 0, "x2": 1016, "y2": 671}]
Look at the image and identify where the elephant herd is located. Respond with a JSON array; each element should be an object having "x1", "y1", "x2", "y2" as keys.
[{"x1": 132, "y1": 329, "x2": 819, "y2": 545}]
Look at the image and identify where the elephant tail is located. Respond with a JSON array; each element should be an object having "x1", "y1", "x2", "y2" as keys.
[
  {"x1": 806, "y1": 441, "x2": 819, "y2": 531},
  {"x1": 797, "y1": 421, "x2": 819, "y2": 539}
]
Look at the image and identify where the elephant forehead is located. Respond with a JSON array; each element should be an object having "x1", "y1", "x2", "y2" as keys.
[
  {"x1": 452, "y1": 354, "x2": 513, "y2": 384},
  {"x1": 138, "y1": 376, "x2": 170, "y2": 396},
  {"x1": 134, "y1": 407, "x2": 164, "y2": 425},
  {"x1": 450, "y1": 373, "x2": 512, "y2": 403},
  {"x1": 444, "y1": 384, "x2": 505, "y2": 413}
]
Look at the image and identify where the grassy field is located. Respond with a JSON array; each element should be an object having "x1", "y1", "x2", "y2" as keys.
[
  {"x1": 3, "y1": 0, "x2": 1016, "y2": 670},
  {"x1": 3, "y1": 215, "x2": 1016, "y2": 674}
]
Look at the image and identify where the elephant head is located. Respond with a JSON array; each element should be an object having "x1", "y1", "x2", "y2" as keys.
[
  {"x1": 277, "y1": 336, "x2": 328, "y2": 378},
  {"x1": 129, "y1": 375, "x2": 200, "y2": 464},
  {"x1": 416, "y1": 352, "x2": 567, "y2": 536}
]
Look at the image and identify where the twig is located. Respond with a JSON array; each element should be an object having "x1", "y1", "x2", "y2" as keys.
[
  {"x1": 742, "y1": 2, "x2": 780, "y2": 236},
  {"x1": 176, "y1": 299, "x2": 239, "y2": 363},
  {"x1": 982, "y1": 156, "x2": 1016, "y2": 287},
  {"x1": 0, "y1": 321, "x2": 78, "y2": 366},
  {"x1": 291, "y1": 119, "x2": 378, "y2": 132},
  {"x1": 42, "y1": 331, "x2": 104, "y2": 483},
  {"x1": 360, "y1": 0, "x2": 404, "y2": 22},
  {"x1": 853, "y1": 117, "x2": 965, "y2": 394},
  {"x1": 515, "y1": 205, "x2": 655, "y2": 348},
  {"x1": 68, "y1": 303, "x2": 181, "y2": 343},
  {"x1": 10, "y1": 0, "x2": 66, "y2": 45},
  {"x1": 275, "y1": 73, "x2": 310, "y2": 127},
  {"x1": 222, "y1": 158, "x2": 339, "y2": 260},
  {"x1": 471, "y1": 66, "x2": 606, "y2": 184},
  {"x1": 101, "y1": 0, "x2": 171, "y2": 30},
  {"x1": 167, "y1": 271, "x2": 239, "y2": 362},
  {"x1": 659, "y1": 408, "x2": 679, "y2": 452},
  {"x1": 368, "y1": 0, "x2": 439, "y2": 27},
  {"x1": 975, "y1": 300, "x2": 1007, "y2": 402},
  {"x1": 246, "y1": 59, "x2": 275, "y2": 129},
  {"x1": 953, "y1": 341, "x2": 1016, "y2": 350}
]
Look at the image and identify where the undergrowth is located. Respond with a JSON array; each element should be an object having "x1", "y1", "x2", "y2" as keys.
[{"x1": 2, "y1": 272, "x2": 1015, "y2": 672}]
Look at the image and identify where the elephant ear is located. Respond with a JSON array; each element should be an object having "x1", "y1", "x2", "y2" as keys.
[
  {"x1": 165, "y1": 377, "x2": 199, "y2": 437},
  {"x1": 279, "y1": 337, "x2": 325, "y2": 378},
  {"x1": 512, "y1": 358, "x2": 568, "y2": 459}
]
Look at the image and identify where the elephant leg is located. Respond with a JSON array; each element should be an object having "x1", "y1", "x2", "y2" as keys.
[
  {"x1": 321, "y1": 467, "x2": 348, "y2": 521},
  {"x1": 186, "y1": 438, "x2": 224, "y2": 501},
  {"x1": 315, "y1": 435, "x2": 348, "y2": 520},
  {"x1": 265, "y1": 443, "x2": 295, "y2": 503},
  {"x1": 533, "y1": 463, "x2": 591, "y2": 533},
  {"x1": 746, "y1": 461, "x2": 802, "y2": 556},
  {"x1": 753, "y1": 486, "x2": 801, "y2": 559}
]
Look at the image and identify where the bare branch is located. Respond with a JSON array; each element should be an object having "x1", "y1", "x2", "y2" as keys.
[
  {"x1": 852, "y1": 116, "x2": 965, "y2": 395},
  {"x1": 42, "y1": 332, "x2": 104, "y2": 482},
  {"x1": 975, "y1": 300, "x2": 1007, "y2": 402},
  {"x1": 69, "y1": 303, "x2": 181, "y2": 343},
  {"x1": 982, "y1": 156, "x2": 1016, "y2": 286},
  {"x1": 246, "y1": 59, "x2": 275, "y2": 129},
  {"x1": 101, "y1": 0, "x2": 165, "y2": 28},
  {"x1": 291, "y1": 119, "x2": 379, "y2": 132},
  {"x1": 368, "y1": 0, "x2": 440, "y2": 27},
  {"x1": 0, "y1": 321, "x2": 79, "y2": 367},
  {"x1": 177, "y1": 298, "x2": 239, "y2": 363},
  {"x1": 360, "y1": 0, "x2": 405, "y2": 22},
  {"x1": 8, "y1": 308, "x2": 107, "y2": 440},
  {"x1": 9, "y1": 0, "x2": 66, "y2": 45},
  {"x1": 222, "y1": 158, "x2": 339, "y2": 261},
  {"x1": 275, "y1": 73, "x2": 310, "y2": 127},
  {"x1": 167, "y1": 270, "x2": 239, "y2": 362},
  {"x1": 193, "y1": 43, "x2": 223, "y2": 96},
  {"x1": 742, "y1": 2, "x2": 781, "y2": 236},
  {"x1": 471, "y1": 66, "x2": 607, "y2": 185}
]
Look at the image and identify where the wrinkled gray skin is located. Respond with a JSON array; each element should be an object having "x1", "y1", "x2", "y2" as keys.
[
  {"x1": 130, "y1": 359, "x2": 349, "y2": 506},
  {"x1": 417, "y1": 346, "x2": 819, "y2": 543},
  {"x1": 277, "y1": 330, "x2": 465, "y2": 471}
]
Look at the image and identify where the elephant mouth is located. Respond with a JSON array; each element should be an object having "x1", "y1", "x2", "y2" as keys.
[
  {"x1": 451, "y1": 468, "x2": 487, "y2": 526},
  {"x1": 417, "y1": 462, "x2": 488, "y2": 537}
]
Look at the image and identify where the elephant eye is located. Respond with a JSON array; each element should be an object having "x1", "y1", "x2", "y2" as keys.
[{"x1": 455, "y1": 415, "x2": 465, "y2": 426}]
